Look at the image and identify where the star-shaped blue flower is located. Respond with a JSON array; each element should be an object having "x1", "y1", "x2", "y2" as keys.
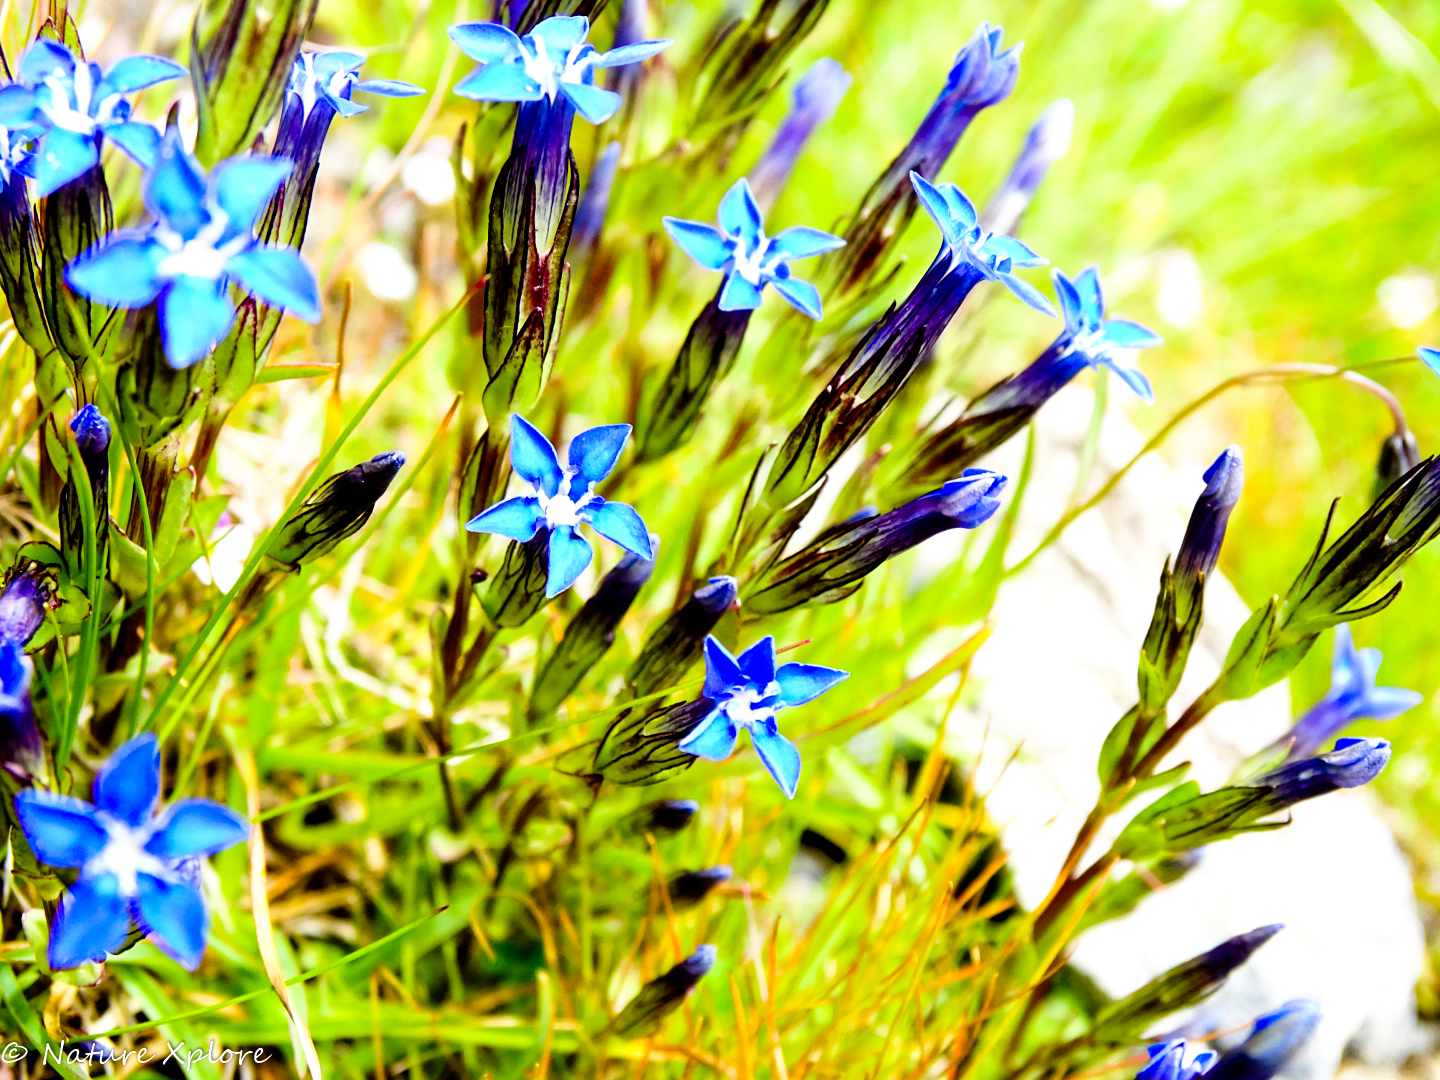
[
  {"x1": 910, "y1": 170, "x2": 1055, "y2": 315},
  {"x1": 466, "y1": 414, "x2": 654, "y2": 598},
  {"x1": 64, "y1": 128, "x2": 321, "y2": 368},
  {"x1": 1285, "y1": 623, "x2": 1422, "y2": 761},
  {"x1": 448, "y1": 15, "x2": 671, "y2": 124},
  {"x1": 16, "y1": 40, "x2": 184, "y2": 196},
  {"x1": 677, "y1": 636, "x2": 848, "y2": 799},
  {"x1": 1052, "y1": 266, "x2": 1163, "y2": 403},
  {"x1": 663, "y1": 178, "x2": 845, "y2": 318},
  {"x1": 1138, "y1": 1041, "x2": 1216, "y2": 1080},
  {"x1": 288, "y1": 51, "x2": 424, "y2": 119},
  {"x1": 14, "y1": 734, "x2": 249, "y2": 970}
]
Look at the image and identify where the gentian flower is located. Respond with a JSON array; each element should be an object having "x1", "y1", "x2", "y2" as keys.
[
  {"x1": 676, "y1": 635, "x2": 848, "y2": 799},
  {"x1": 1173, "y1": 446, "x2": 1243, "y2": 599},
  {"x1": 1283, "y1": 624, "x2": 1422, "y2": 761},
  {"x1": 448, "y1": 15, "x2": 671, "y2": 124},
  {"x1": 981, "y1": 98, "x2": 1074, "y2": 235},
  {"x1": 668, "y1": 866, "x2": 733, "y2": 908},
  {"x1": 14, "y1": 734, "x2": 249, "y2": 969},
  {"x1": 287, "y1": 51, "x2": 423, "y2": 121},
  {"x1": 64, "y1": 128, "x2": 320, "y2": 367},
  {"x1": 267, "y1": 452, "x2": 406, "y2": 571},
  {"x1": 1052, "y1": 267, "x2": 1163, "y2": 402},
  {"x1": 1138, "y1": 1040, "x2": 1217, "y2": 1080},
  {"x1": 0, "y1": 85, "x2": 42, "y2": 185},
  {"x1": 664, "y1": 178, "x2": 844, "y2": 317},
  {"x1": 911, "y1": 171, "x2": 1054, "y2": 314},
  {"x1": 1244, "y1": 736, "x2": 1391, "y2": 811},
  {"x1": 1419, "y1": 346, "x2": 1439, "y2": 375},
  {"x1": 1208, "y1": 999, "x2": 1321, "y2": 1080},
  {"x1": 16, "y1": 40, "x2": 184, "y2": 196},
  {"x1": 0, "y1": 642, "x2": 43, "y2": 782},
  {"x1": 61, "y1": 404, "x2": 114, "y2": 581},
  {"x1": 466, "y1": 414, "x2": 653, "y2": 597},
  {"x1": 620, "y1": 799, "x2": 700, "y2": 838},
  {"x1": 613, "y1": 944, "x2": 717, "y2": 1038},
  {"x1": 748, "y1": 58, "x2": 851, "y2": 209},
  {"x1": 0, "y1": 562, "x2": 53, "y2": 645}
]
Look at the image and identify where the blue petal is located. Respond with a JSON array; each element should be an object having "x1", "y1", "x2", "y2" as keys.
[
  {"x1": 702, "y1": 636, "x2": 746, "y2": 700},
  {"x1": 719, "y1": 273, "x2": 764, "y2": 311},
  {"x1": 355, "y1": 78, "x2": 425, "y2": 98},
  {"x1": 465, "y1": 495, "x2": 544, "y2": 541},
  {"x1": 455, "y1": 61, "x2": 544, "y2": 101},
  {"x1": 1103, "y1": 359, "x2": 1154, "y2": 404},
  {"x1": 910, "y1": 171, "x2": 966, "y2": 249},
  {"x1": 34, "y1": 129, "x2": 99, "y2": 198},
  {"x1": 546, "y1": 525, "x2": 594, "y2": 597},
  {"x1": 98, "y1": 54, "x2": 185, "y2": 96},
  {"x1": 1330, "y1": 624, "x2": 1359, "y2": 686},
  {"x1": 212, "y1": 157, "x2": 291, "y2": 235},
  {"x1": 1419, "y1": 347, "x2": 1440, "y2": 374},
  {"x1": 18, "y1": 40, "x2": 75, "y2": 86},
  {"x1": 0, "y1": 84, "x2": 38, "y2": 127},
  {"x1": 717, "y1": 179, "x2": 764, "y2": 248},
  {"x1": 663, "y1": 218, "x2": 732, "y2": 271},
  {"x1": 448, "y1": 22, "x2": 526, "y2": 64},
  {"x1": 767, "y1": 226, "x2": 844, "y2": 261},
  {"x1": 677, "y1": 708, "x2": 739, "y2": 761},
  {"x1": 771, "y1": 276, "x2": 823, "y2": 319},
  {"x1": 135, "y1": 873, "x2": 208, "y2": 970},
  {"x1": 226, "y1": 247, "x2": 321, "y2": 321},
  {"x1": 145, "y1": 131, "x2": 209, "y2": 237},
  {"x1": 1075, "y1": 265, "x2": 1105, "y2": 320},
  {"x1": 774, "y1": 663, "x2": 849, "y2": 707},
  {"x1": 985, "y1": 234, "x2": 1045, "y2": 269},
  {"x1": 530, "y1": 15, "x2": 591, "y2": 55},
  {"x1": 997, "y1": 272, "x2": 1056, "y2": 316},
  {"x1": 591, "y1": 39, "x2": 673, "y2": 69},
  {"x1": 568, "y1": 424, "x2": 631, "y2": 486},
  {"x1": 737, "y1": 636, "x2": 777, "y2": 686},
  {"x1": 509, "y1": 414, "x2": 564, "y2": 496},
  {"x1": 160, "y1": 277, "x2": 235, "y2": 368},
  {"x1": 49, "y1": 874, "x2": 131, "y2": 969},
  {"x1": 1052, "y1": 270, "x2": 1083, "y2": 331},
  {"x1": 13, "y1": 793, "x2": 107, "y2": 867},
  {"x1": 750, "y1": 722, "x2": 801, "y2": 799},
  {"x1": 560, "y1": 80, "x2": 622, "y2": 124},
  {"x1": 585, "y1": 501, "x2": 653, "y2": 558},
  {"x1": 331, "y1": 95, "x2": 368, "y2": 118},
  {"x1": 940, "y1": 184, "x2": 979, "y2": 230},
  {"x1": 102, "y1": 121, "x2": 161, "y2": 169},
  {"x1": 1362, "y1": 686, "x2": 1424, "y2": 720},
  {"x1": 65, "y1": 233, "x2": 165, "y2": 306},
  {"x1": 145, "y1": 799, "x2": 249, "y2": 858},
  {"x1": 93, "y1": 733, "x2": 160, "y2": 827},
  {"x1": 1101, "y1": 318, "x2": 1164, "y2": 350}
]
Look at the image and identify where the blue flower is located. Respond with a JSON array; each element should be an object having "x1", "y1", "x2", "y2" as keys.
[
  {"x1": 287, "y1": 51, "x2": 423, "y2": 120},
  {"x1": 1051, "y1": 266, "x2": 1163, "y2": 403},
  {"x1": 676, "y1": 635, "x2": 848, "y2": 799},
  {"x1": 16, "y1": 40, "x2": 184, "y2": 196},
  {"x1": 0, "y1": 562, "x2": 52, "y2": 646},
  {"x1": 1284, "y1": 624, "x2": 1422, "y2": 761},
  {"x1": 0, "y1": 84, "x2": 44, "y2": 186},
  {"x1": 1174, "y1": 446, "x2": 1243, "y2": 597},
  {"x1": 982, "y1": 98, "x2": 1073, "y2": 236},
  {"x1": 1138, "y1": 1040, "x2": 1216, "y2": 1080},
  {"x1": 1209, "y1": 999, "x2": 1321, "y2": 1080},
  {"x1": 0, "y1": 641, "x2": 43, "y2": 782},
  {"x1": 663, "y1": 178, "x2": 845, "y2": 318},
  {"x1": 449, "y1": 15, "x2": 671, "y2": 124},
  {"x1": 14, "y1": 734, "x2": 249, "y2": 970},
  {"x1": 466, "y1": 414, "x2": 654, "y2": 597},
  {"x1": 1419, "y1": 346, "x2": 1440, "y2": 375},
  {"x1": 748, "y1": 58, "x2": 851, "y2": 207},
  {"x1": 64, "y1": 128, "x2": 320, "y2": 368},
  {"x1": 910, "y1": 171, "x2": 1054, "y2": 315},
  {"x1": 908, "y1": 23, "x2": 1021, "y2": 174}
]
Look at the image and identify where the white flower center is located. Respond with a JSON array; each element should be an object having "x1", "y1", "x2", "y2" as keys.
[
  {"x1": 728, "y1": 231, "x2": 777, "y2": 285},
  {"x1": 154, "y1": 209, "x2": 250, "y2": 281},
  {"x1": 84, "y1": 812, "x2": 172, "y2": 897},
  {"x1": 535, "y1": 470, "x2": 595, "y2": 528},
  {"x1": 294, "y1": 53, "x2": 321, "y2": 116},
  {"x1": 720, "y1": 682, "x2": 781, "y2": 729},
  {"x1": 522, "y1": 37, "x2": 594, "y2": 102}
]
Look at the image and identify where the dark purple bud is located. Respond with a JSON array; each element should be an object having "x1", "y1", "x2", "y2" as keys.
[
  {"x1": 1374, "y1": 429, "x2": 1419, "y2": 500},
  {"x1": 0, "y1": 641, "x2": 43, "y2": 782},
  {"x1": 749, "y1": 470, "x2": 1007, "y2": 613},
  {"x1": 268, "y1": 452, "x2": 405, "y2": 570},
  {"x1": 1174, "y1": 446, "x2": 1243, "y2": 602},
  {"x1": 69, "y1": 404, "x2": 112, "y2": 462},
  {"x1": 748, "y1": 58, "x2": 851, "y2": 209},
  {"x1": 620, "y1": 799, "x2": 700, "y2": 838},
  {"x1": 667, "y1": 865, "x2": 733, "y2": 908},
  {"x1": 0, "y1": 563, "x2": 53, "y2": 646},
  {"x1": 60, "y1": 406, "x2": 114, "y2": 584},
  {"x1": 1208, "y1": 998, "x2": 1321, "y2": 1080},
  {"x1": 1244, "y1": 737, "x2": 1390, "y2": 811},
  {"x1": 980, "y1": 99, "x2": 1074, "y2": 235},
  {"x1": 628, "y1": 577, "x2": 739, "y2": 695},
  {"x1": 612, "y1": 944, "x2": 718, "y2": 1038}
]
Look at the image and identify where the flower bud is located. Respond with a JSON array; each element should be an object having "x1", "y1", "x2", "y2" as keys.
[
  {"x1": 1208, "y1": 999, "x2": 1321, "y2": 1080},
  {"x1": 0, "y1": 562, "x2": 55, "y2": 646},
  {"x1": 60, "y1": 405, "x2": 113, "y2": 583},
  {"x1": 619, "y1": 799, "x2": 700, "y2": 839},
  {"x1": 267, "y1": 452, "x2": 405, "y2": 571},
  {"x1": 667, "y1": 866, "x2": 732, "y2": 909},
  {"x1": 1174, "y1": 447, "x2": 1244, "y2": 608},
  {"x1": 1374, "y1": 429, "x2": 1419, "y2": 501},
  {"x1": 1244, "y1": 737, "x2": 1390, "y2": 809},
  {"x1": 612, "y1": 945, "x2": 718, "y2": 1038},
  {"x1": 627, "y1": 577, "x2": 738, "y2": 695},
  {"x1": 980, "y1": 99, "x2": 1074, "y2": 236},
  {"x1": 748, "y1": 470, "x2": 1006, "y2": 614},
  {"x1": 529, "y1": 545, "x2": 657, "y2": 718},
  {"x1": 592, "y1": 698, "x2": 710, "y2": 787},
  {"x1": 748, "y1": 58, "x2": 851, "y2": 210},
  {"x1": 0, "y1": 641, "x2": 44, "y2": 782}
]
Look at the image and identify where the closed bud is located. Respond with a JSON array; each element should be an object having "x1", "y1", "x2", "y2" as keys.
[
  {"x1": 748, "y1": 58, "x2": 851, "y2": 210},
  {"x1": 667, "y1": 866, "x2": 732, "y2": 909},
  {"x1": 0, "y1": 562, "x2": 55, "y2": 646},
  {"x1": 612, "y1": 945, "x2": 718, "y2": 1038},
  {"x1": 980, "y1": 99, "x2": 1074, "y2": 235},
  {"x1": 0, "y1": 641, "x2": 44, "y2": 782},
  {"x1": 1208, "y1": 999, "x2": 1322, "y2": 1080},
  {"x1": 1244, "y1": 737, "x2": 1390, "y2": 810},
  {"x1": 267, "y1": 453, "x2": 404, "y2": 571},
  {"x1": 592, "y1": 698, "x2": 710, "y2": 787},
  {"x1": 628, "y1": 577, "x2": 738, "y2": 695},
  {"x1": 619, "y1": 799, "x2": 700, "y2": 839},
  {"x1": 1373, "y1": 430, "x2": 1419, "y2": 501},
  {"x1": 60, "y1": 405, "x2": 113, "y2": 582},
  {"x1": 748, "y1": 470, "x2": 1006, "y2": 614},
  {"x1": 529, "y1": 544, "x2": 657, "y2": 718},
  {"x1": 1174, "y1": 447, "x2": 1244, "y2": 610}
]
